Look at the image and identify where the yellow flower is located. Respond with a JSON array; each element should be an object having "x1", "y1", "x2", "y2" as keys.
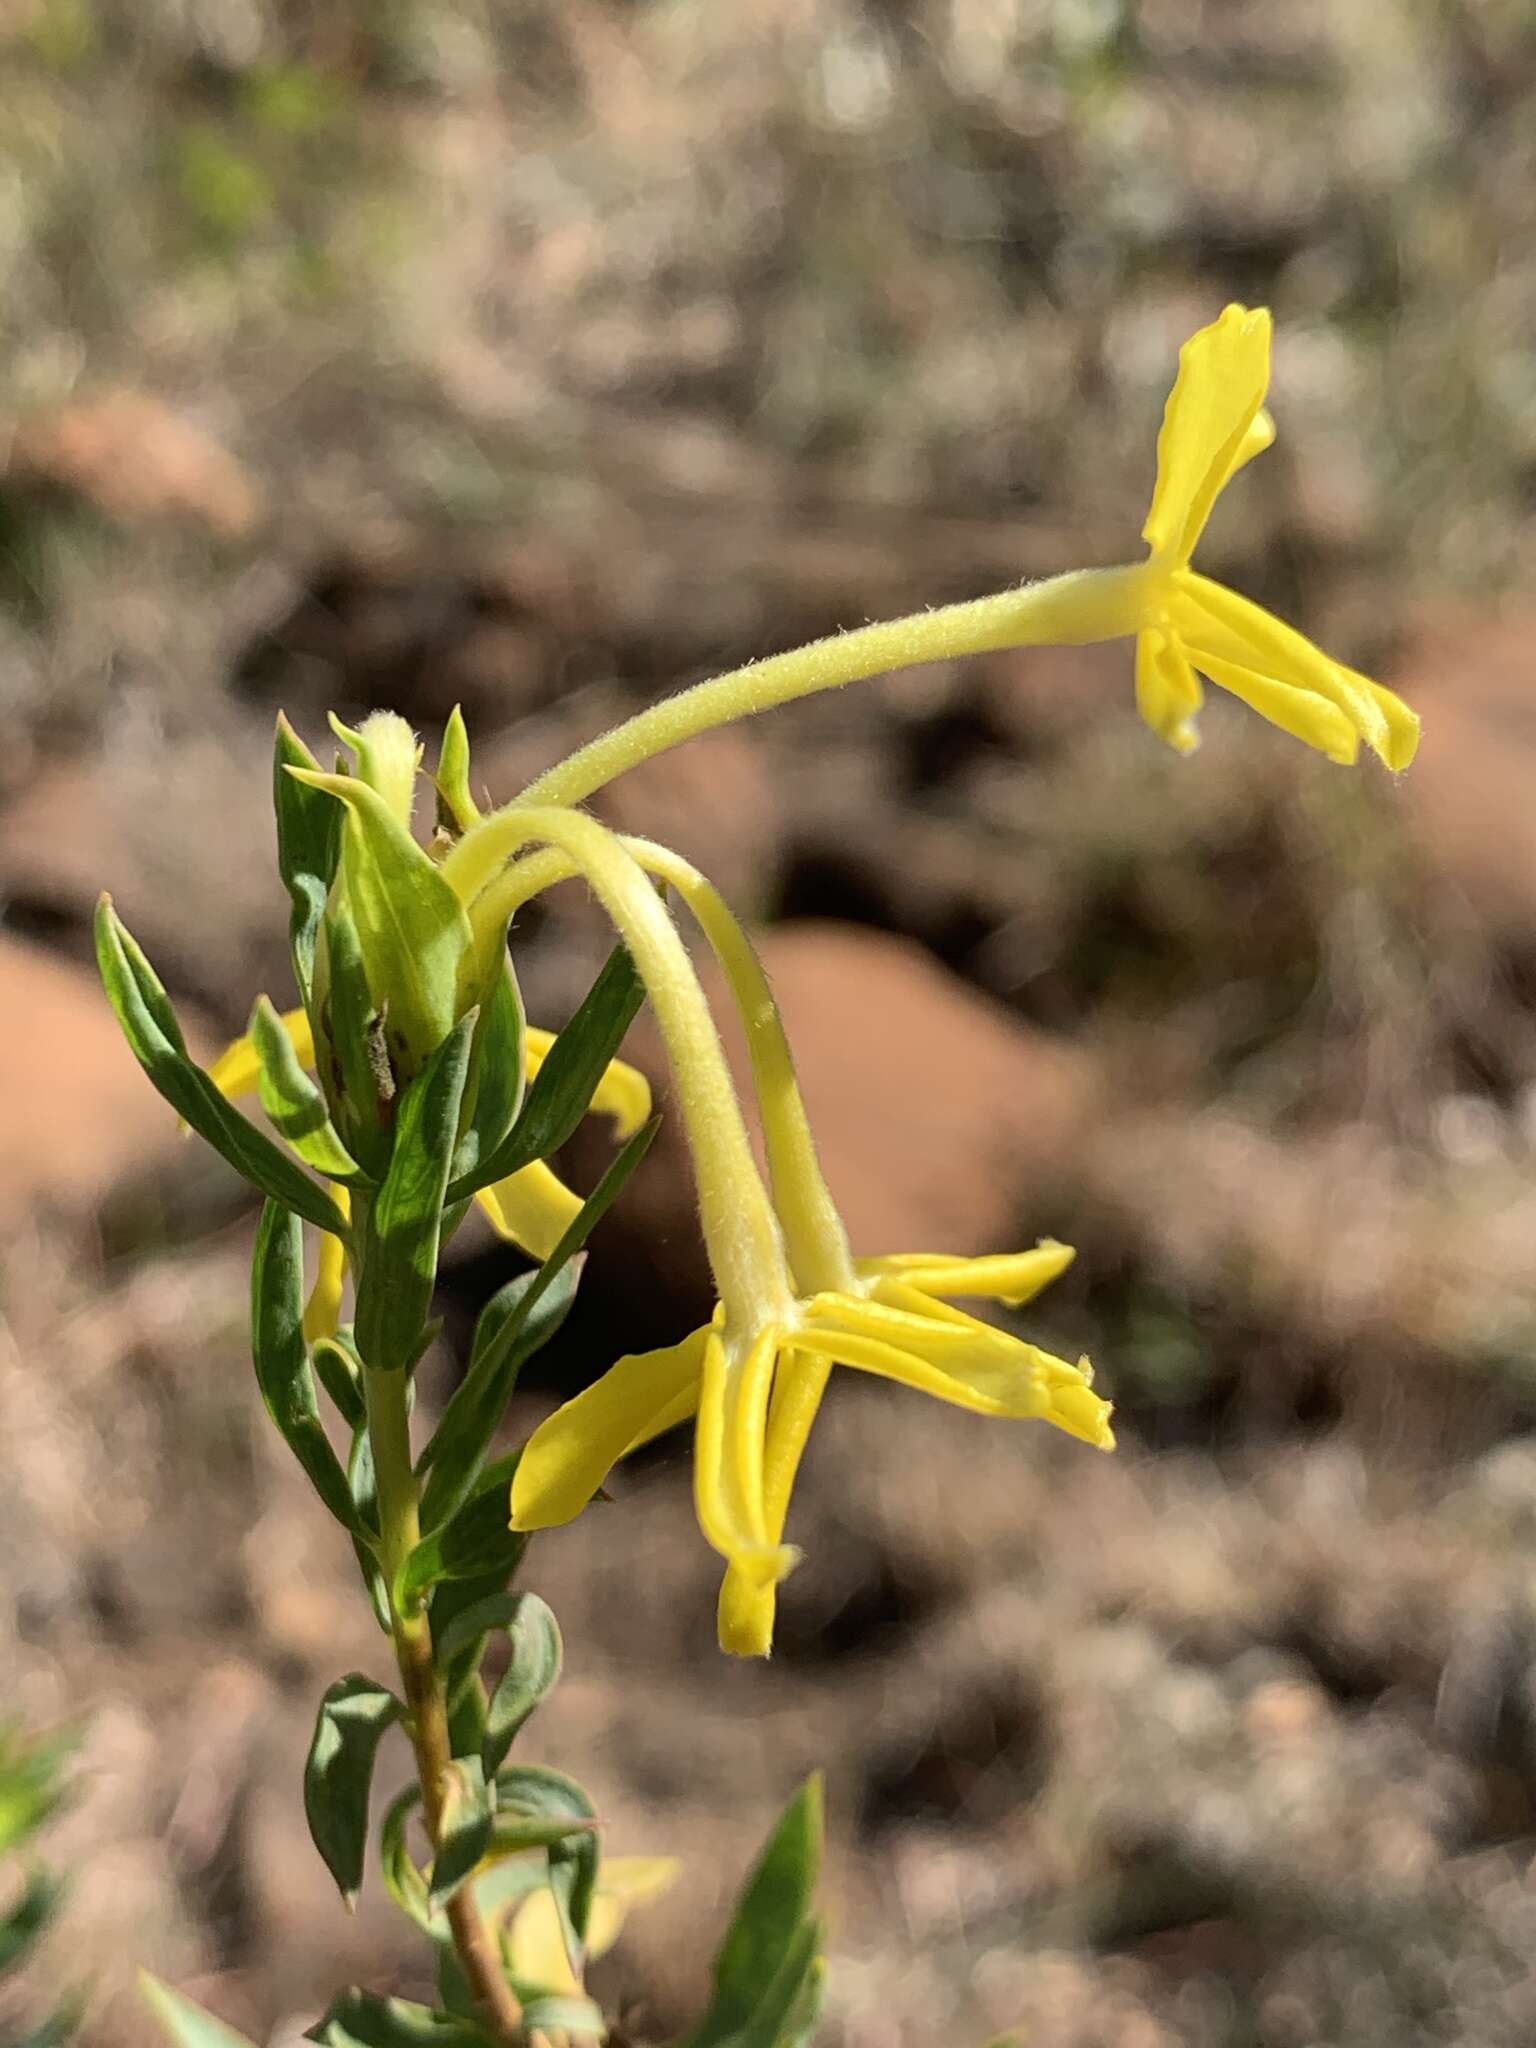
[
  {"x1": 1131, "y1": 303, "x2": 1419, "y2": 768},
  {"x1": 510, "y1": 1239, "x2": 1109, "y2": 1657},
  {"x1": 503, "y1": 1855, "x2": 681, "y2": 1997},
  {"x1": 210, "y1": 1006, "x2": 652, "y2": 1293}
]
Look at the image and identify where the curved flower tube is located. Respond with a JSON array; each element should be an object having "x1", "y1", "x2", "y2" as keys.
[{"x1": 512, "y1": 306, "x2": 1416, "y2": 808}]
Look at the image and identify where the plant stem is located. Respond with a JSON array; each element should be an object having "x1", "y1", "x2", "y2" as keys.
[{"x1": 364, "y1": 1359, "x2": 525, "y2": 2042}]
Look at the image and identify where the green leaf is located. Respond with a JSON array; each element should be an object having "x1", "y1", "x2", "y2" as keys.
[
  {"x1": 417, "y1": 1256, "x2": 583, "y2": 1535},
  {"x1": 446, "y1": 941, "x2": 643, "y2": 1202},
  {"x1": 249, "y1": 994, "x2": 359, "y2": 1178},
  {"x1": 302, "y1": 1675, "x2": 403, "y2": 1908},
  {"x1": 95, "y1": 899, "x2": 349, "y2": 1237},
  {"x1": 399, "y1": 1454, "x2": 527, "y2": 1612},
  {"x1": 305, "y1": 1990, "x2": 487, "y2": 2048},
  {"x1": 315, "y1": 897, "x2": 393, "y2": 1178},
  {"x1": 451, "y1": 965, "x2": 525, "y2": 1187},
  {"x1": 433, "y1": 705, "x2": 479, "y2": 836},
  {"x1": 292, "y1": 769, "x2": 475, "y2": 1076},
  {"x1": 354, "y1": 1015, "x2": 475, "y2": 1374},
  {"x1": 686, "y1": 1778, "x2": 824, "y2": 2048},
  {"x1": 252, "y1": 1203, "x2": 363, "y2": 1533},
  {"x1": 494, "y1": 1766, "x2": 598, "y2": 1977},
  {"x1": 274, "y1": 713, "x2": 342, "y2": 1004},
  {"x1": 519, "y1": 1993, "x2": 606, "y2": 2038},
  {"x1": 0, "y1": 1866, "x2": 62, "y2": 1968},
  {"x1": 379, "y1": 1784, "x2": 440, "y2": 1938},
  {"x1": 427, "y1": 1755, "x2": 493, "y2": 1913},
  {"x1": 482, "y1": 1593, "x2": 562, "y2": 1774},
  {"x1": 140, "y1": 1976, "x2": 259, "y2": 2048},
  {"x1": 314, "y1": 1334, "x2": 366, "y2": 1432}
]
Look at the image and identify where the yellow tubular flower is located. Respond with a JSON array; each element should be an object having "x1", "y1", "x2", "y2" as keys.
[
  {"x1": 512, "y1": 306, "x2": 1415, "y2": 809},
  {"x1": 486, "y1": 830, "x2": 1109, "y2": 1654},
  {"x1": 209, "y1": 1005, "x2": 649, "y2": 1266}
]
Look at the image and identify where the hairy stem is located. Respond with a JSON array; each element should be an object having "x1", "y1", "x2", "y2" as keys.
[{"x1": 364, "y1": 1358, "x2": 525, "y2": 2041}]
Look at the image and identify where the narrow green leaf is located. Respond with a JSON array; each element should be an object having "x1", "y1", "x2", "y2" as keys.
[
  {"x1": 354, "y1": 1014, "x2": 475, "y2": 1374},
  {"x1": 420, "y1": 1114, "x2": 656, "y2": 1532},
  {"x1": 249, "y1": 994, "x2": 359, "y2": 1178},
  {"x1": 446, "y1": 941, "x2": 643, "y2": 1202},
  {"x1": 140, "y1": 1975, "x2": 259, "y2": 2048},
  {"x1": 95, "y1": 899, "x2": 349, "y2": 1236},
  {"x1": 314, "y1": 1334, "x2": 366, "y2": 1432},
  {"x1": 252, "y1": 1203, "x2": 363, "y2": 1533},
  {"x1": 274, "y1": 713, "x2": 342, "y2": 1003},
  {"x1": 379, "y1": 1784, "x2": 439, "y2": 1938},
  {"x1": 0, "y1": 1866, "x2": 62, "y2": 1968},
  {"x1": 486, "y1": 1812, "x2": 594, "y2": 1856},
  {"x1": 315, "y1": 897, "x2": 393, "y2": 1178},
  {"x1": 713, "y1": 1923, "x2": 823, "y2": 2048},
  {"x1": 427, "y1": 1754, "x2": 493, "y2": 1912},
  {"x1": 291, "y1": 770, "x2": 475, "y2": 1076},
  {"x1": 434, "y1": 705, "x2": 479, "y2": 836},
  {"x1": 519, "y1": 1994, "x2": 606, "y2": 2038},
  {"x1": 482, "y1": 1594, "x2": 562, "y2": 1774},
  {"x1": 494, "y1": 1766, "x2": 598, "y2": 1976},
  {"x1": 428, "y1": 1558, "x2": 524, "y2": 1716},
  {"x1": 451, "y1": 965, "x2": 525, "y2": 1187},
  {"x1": 305, "y1": 1990, "x2": 487, "y2": 2048},
  {"x1": 347, "y1": 1424, "x2": 391, "y2": 1631},
  {"x1": 302, "y1": 1675, "x2": 403, "y2": 1907},
  {"x1": 417, "y1": 1255, "x2": 583, "y2": 1534},
  {"x1": 686, "y1": 1777, "x2": 824, "y2": 2048},
  {"x1": 398, "y1": 1454, "x2": 527, "y2": 1611}
]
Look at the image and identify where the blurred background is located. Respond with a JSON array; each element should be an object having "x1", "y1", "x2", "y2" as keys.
[{"x1": 5, "y1": 2, "x2": 1536, "y2": 2042}]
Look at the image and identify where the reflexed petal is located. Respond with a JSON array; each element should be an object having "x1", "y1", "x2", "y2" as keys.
[
  {"x1": 1135, "y1": 627, "x2": 1203, "y2": 755},
  {"x1": 476, "y1": 1160, "x2": 582, "y2": 1261},
  {"x1": 1142, "y1": 305, "x2": 1273, "y2": 566},
  {"x1": 524, "y1": 1025, "x2": 653, "y2": 1138},
  {"x1": 210, "y1": 1006, "x2": 314, "y2": 1101},
  {"x1": 718, "y1": 1348, "x2": 831, "y2": 1658},
  {"x1": 510, "y1": 1324, "x2": 710, "y2": 1530},
  {"x1": 1187, "y1": 645, "x2": 1359, "y2": 765},
  {"x1": 858, "y1": 1241, "x2": 1075, "y2": 1307},
  {"x1": 304, "y1": 1198, "x2": 349, "y2": 1345},
  {"x1": 797, "y1": 1308, "x2": 1112, "y2": 1447},
  {"x1": 1176, "y1": 574, "x2": 1396, "y2": 762},
  {"x1": 1350, "y1": 666, "x2": 1421, "y2": 772},
  {"x1": 693, "y1": 1326, "x2": 796, "y2": 1589}
]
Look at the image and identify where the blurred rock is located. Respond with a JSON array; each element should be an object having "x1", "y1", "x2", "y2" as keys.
[{"x1": 7, "y1": 389, "x2": 259, "y2": 540}]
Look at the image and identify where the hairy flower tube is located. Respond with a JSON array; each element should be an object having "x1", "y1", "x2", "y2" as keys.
[
  {"x1": 438, "y1": 811, "x2": 1110, "y2": 1655},
  {"x1": 512, "y1": 306, "x2": 1417, "y2": 812}
]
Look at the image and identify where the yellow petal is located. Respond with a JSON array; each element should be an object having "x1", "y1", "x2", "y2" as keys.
[
  {"x1": 1142, "y1": 305, "x2": 1273, "y2": 567},
  {"x1": 510, "y1": 1325, "x2": 710, "y2": 1530},
  {"x1": 209, "y1": 1005, "x2": 314, "y2": 1102},
  {"x1": 1191, "y1": 643, "x2": 1360, "y2": 764},
  {"x1": 1135, "y1": 625, "x2": 1203, "y2": 755},
  {"x1": 524, "y1": 1025, "x2": 652, "y2": 1139},
  {"x1": 798, "y1": 1300, "x2": 1113, "y2": 1448},
  {"x1": 717, "y1": 1347, "x2": 830, "y2": 1658},
  {"x1": 1350, "y1": 667, "x2": 1421, "y2": 773},
  {"x1": 693, "y1": 1325, "x2": 796, "y2": 1590},
  {"x1": 857, "y1": 1241, "x2": 1075, "y2": 1308},
  {"x1": 476, "y1": 1160, "x2": 583, "y2": 1261},
  {"x1": 718, "y1": 1565, "x2": 777, "y2": 1658},
  {"x1": 506, "y1": 1857, "x2": 682, "y2": 1992},
  {"x1": 303, "y1": 1188, "x2": 351, "y2": 1344}
]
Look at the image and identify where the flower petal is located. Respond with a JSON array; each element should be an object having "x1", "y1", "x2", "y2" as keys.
[
  {"x1": 1349, "y1": 666, "x2": 1421, "y2": 773},
  {"x1": 858, "y1": 1242, "x2": 1075, "y2": 1308},
  {"x1": 717, "y1": 1347, "x2": 831, "y2": 1658},
  {"x1": 1187, "y1": 644, "x2": 1359, "y2": 765},
  {"x1": 304, "y1": 1196, "x2": 350, "y2": 1345},
  {"x1": 1135, "y1": 626, "x2": 1204, "y2": 755},
  {"x1": 510, "y1": 1324, "x2": 710, "y2": 1530},
  {"x1": 1142, "y1": 305, "x2": 1273, "y2": 566},
  {"x1": 475, "y1": 1160, "x2": 582, "y2": 1261},
  {"x1": 523, "y1": 1026, "x2": 654, "y2": 1139},
  {"x1": 693, "y1": 1325, "x2": 796, "y2": 1590},
  {"x1": 797, "y1": 1309, "x2": 1112, "y2": 1448}
]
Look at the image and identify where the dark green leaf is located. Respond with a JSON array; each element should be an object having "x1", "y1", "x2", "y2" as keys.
[
  {"x1": 354, "y1": 1015, "x2": 475, "y2": 1374},
  {"x1": 252, "y1": 1203, "x2": 362, "y2": 1533},
  {"x1": 417, "y1": 1256, "x2": 583, "y2": 1534},
  {"x1": 249, "y1": 995, "x2": 359, "y2": 1179},
  {"x1": 482, "y1": 1594, "x2": 562, "y2": 1774},
  {"x1": 428, "y1": 1560, "x2": 524, "y2": 1713},
  {"x1": 140, "y1": 1976, "x2": 259, "y2": 2048},
  {"x1": 274, "y1": 714, "x2": 343, "y2": 1004},
  {"x1": 302, "y1": 1675, "x2": 403, "y2": 1907},
  {"x1": 0, "y1": 1866, "x2": 62, "y2": 1968},
  {"x1": 451, "y1": 965, "x2": 525, "y2": 1186},
  {"x1": 95, "y1": 899, "x2": 349, "y2": 1236},
  {"x1": 427, "y1": 1755, "x2": 493, "y2": 1912},
  {"x1": 398, "y1": 1454, "x2": 526, "y2": 1611},
  {"x1": 316, "y1": 898, "x2": 393, "y2": 1178},
  {"x1": 446, "y1": 942, "x2": 642, "y2": 1202},
  {"x1": 305, "y1": 1990, "x2": 486, "y2": 2048},
  {"x1": 686, "y1": 1777, "x2": 823, "y2": 2048},
  {"x1": 314, "y1": 1334, "x2": 366, "y2": 1432},
  {"x1": 494, "y1": 1766, "x2": 598, "y2": 1977},
  {"x1": 379, "y1": 1785, "x2": 440, "y2": 1938},
  {"x1": 445, "y1": 1675, "x2": 488, "y2": 1759}
]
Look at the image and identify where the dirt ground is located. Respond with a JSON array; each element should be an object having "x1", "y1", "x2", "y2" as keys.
[{"x1": 7, "y1": 5, "x2": 1536, "y2": 2044}]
